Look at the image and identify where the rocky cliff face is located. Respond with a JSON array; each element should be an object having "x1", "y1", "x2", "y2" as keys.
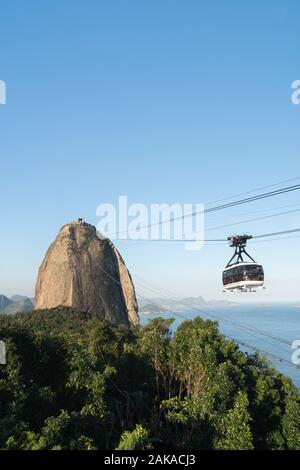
[{"x1": 35, "y1": 221, "x2": 139, "y2": 326}]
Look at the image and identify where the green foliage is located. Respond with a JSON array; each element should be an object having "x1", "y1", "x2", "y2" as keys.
[
  {"x1": 116, "y1": 424, "x2": 152, "y2": 450},
  {"x1": 213, "y1": 391, "x2": 254, "y2": 450},
  {"x1": 0, "y1": 308, "x2": 299, "y2": 449}
]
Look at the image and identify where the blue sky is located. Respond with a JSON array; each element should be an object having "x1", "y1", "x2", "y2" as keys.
[{"x1": 0, "y1": 0, "x2": 299, "y2": 301}]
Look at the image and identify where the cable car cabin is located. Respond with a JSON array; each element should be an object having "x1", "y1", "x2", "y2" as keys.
[
  {"x1": 223, "y1": 234, "x2": 265, "y2": 293},
  {"x1": 223, "y1": 262, "x2": 264, "y2": 292}
]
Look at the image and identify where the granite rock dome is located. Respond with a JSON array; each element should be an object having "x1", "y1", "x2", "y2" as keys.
[{"x1": 35, "y1": 220, "x2": 139, "y2": 326}]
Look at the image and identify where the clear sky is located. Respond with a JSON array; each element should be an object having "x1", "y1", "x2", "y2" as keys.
[{"x1": 0, "y1": 1, "x2": 299, "y2": 302}]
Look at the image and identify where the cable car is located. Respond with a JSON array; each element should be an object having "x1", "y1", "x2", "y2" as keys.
[{"x1": 222, "y1": 235, "x2": 264, "y2": 292}]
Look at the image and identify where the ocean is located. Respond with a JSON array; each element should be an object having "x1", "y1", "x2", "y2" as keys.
[{"x1": 140, "y1": 303, "x2": 300, "y2": 388}]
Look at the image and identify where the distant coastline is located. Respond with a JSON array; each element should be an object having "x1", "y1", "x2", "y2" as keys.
[{"x1": 138, "y1": 296, "x2": 240, "y2": 315}]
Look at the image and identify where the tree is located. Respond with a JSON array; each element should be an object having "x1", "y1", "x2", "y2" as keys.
[
  {"x1": 213, "y1": 391, "x2": 254, "y2": 450},
  {"x1": 0, "y1": 309, "x2": 299, "y2": 450},
  {"x1": 116, "y1": 425, "x2": 152, "y2": 450}
]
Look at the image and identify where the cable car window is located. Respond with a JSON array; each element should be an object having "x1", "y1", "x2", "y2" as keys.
[{"x1": 223, "y1": 264, "x2": 264, "y2": 286}]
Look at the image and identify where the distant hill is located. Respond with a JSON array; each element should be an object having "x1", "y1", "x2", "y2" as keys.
[
  {"x1": 0, "y1": 295, "x2": 13, "y2": 311},
  {"x1": 0, "y1": 295, "x2": 34, "y2": 315},
  {"x1": 138, "y1": 295, "x2": 239, "y2": 313},
  {"x1": 10, "y1": 294, "x2": 35, "y2": 304},
  {"x1": 139, "y1": 303, "x2": 167, "y2": 314}
]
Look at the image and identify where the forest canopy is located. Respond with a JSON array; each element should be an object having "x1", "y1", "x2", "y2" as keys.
[{"x1": 0, "y1": 307, "x2": 299, "y2": 450}]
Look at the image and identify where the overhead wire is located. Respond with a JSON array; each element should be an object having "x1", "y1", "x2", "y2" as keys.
[
  {"x1": 134, "y1": 278, "x2": 298, "y2": 368},
  {"x1": 117, "y1": 226, "x2": 300, "y2": 244},
  {"x1": 134, "y1": 276, "x2": 291, "y2": 348},
  {"x1": 205, "y1": 176, "x2": 300, "y2": 206},
  {"x1": 95, "y1": 177, "x2": 300, "y2": 370},
  {"x1": 96, "y1": 263, "x2": 298, "y2": 370},
  {"x1": 108, "y1": 183, "x2": 300, "y2": 237}
]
